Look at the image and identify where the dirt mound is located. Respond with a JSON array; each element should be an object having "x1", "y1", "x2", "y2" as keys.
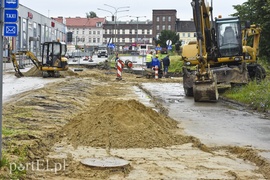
[
  {"x1": 23, "y1": 66, "x2": 42, "y2": 77},
  {"x1": 63, "y1": 99, "x2": 186, "y2": 149},
  {"x1": 23, "y1": 66, "x2": 78, "y2": 77}
]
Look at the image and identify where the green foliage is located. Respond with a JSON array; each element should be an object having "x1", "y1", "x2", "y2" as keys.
[
  {"x1": 0, "y1": 152, "x2": 27, "y2": 179},
  {"x1": 223, "y1": 80, "x2": 270, "y2": 112},
  {"x1": 155, "y1": 30, "x2": 179, "y2": 48},
  {"x1": 86, "y1": 11, "x2": 97, "y2": 18},
  {"x1": 0, "y1": 154, "x2": 9, "y2": 168},
  {"x1": 232, "y1": 0, "x2": 270, "y2": 58},
  {"x1": 168, "y1": 56, "x2": 183, "y2": 73},
  {"x1": 2, "y1": 128, "x2": 20, "y2": 137}
]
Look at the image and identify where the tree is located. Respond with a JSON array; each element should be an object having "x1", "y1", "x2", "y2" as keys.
[
  {"x1": 86, "y1": 11, "x2": 98, "y2": 18},
  {"x1": 231, "y1": 0, "x2": 270, "y2": 58},
  {"x1": 155, "y1": 30, "x2": 179, "y2": 48}
]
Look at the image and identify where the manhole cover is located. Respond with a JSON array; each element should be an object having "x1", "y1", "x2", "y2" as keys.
[{"x1": 81, "y1": 157, "x2": 129, "y2": 168}]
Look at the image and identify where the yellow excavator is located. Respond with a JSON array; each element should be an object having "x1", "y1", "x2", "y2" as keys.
[
  {"x1": 182, "y1": 0, "x2": 266, "y2": 102},
  {"x1": 11, "y1": 41, "x2": 68, "y2": 78}
]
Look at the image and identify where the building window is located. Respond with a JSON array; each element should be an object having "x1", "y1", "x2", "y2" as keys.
[
  {"x1": 96, "y1": 22, "x2": 102, "y2": 27},
  {"x1": 183, "y1": 33, "x2": 185, "y2": 37},
  {"x1": 162, "y1": 25, "x2": 165, "y2": 30},
  {"x1": 162, "y1": 16, "x2": 166, "y2": 21},
  {"x1": 76, "y1": 31, "x2": 79, "y2": 34},
  {"x1": 93, "y1": 31, "x2": 96, "y2": 35},
  {"x1": 97, "y1": 31, "x2": 100, "y2": 35},
  {"x1": 89, "y1": 38, "x2": 91, "y2": 43},
  {"x1": 188, "y1": 33, "x2": 190, "y2": 37},
  {"x1": 168, "y1": 16, "x2": 171, "y2": 22},
  {"x1": 168, "y1": 25, "x2": 171, "y2": 30},
  {"x1": 93, "y1": 38, "x2": 96, "y2": 43},
  {"x1": 156, "y1": 17, "x2": 159, "y2": 22},
  {"x1": 97, "y1": 38, "x2": 100, "y2": 43},
  {"x1": 89, "y1": 31, "x2": 91, "y2": 34},
  {"x1": 82, "y1": 31, "x2": 84, "y2": 34},
  {"x1": 157, "y1": 25, "x2": 159, "y2": 30}
]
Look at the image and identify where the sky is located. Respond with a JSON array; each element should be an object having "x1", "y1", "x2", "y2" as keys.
[{"x1": 19, "y1": 0, "x2": 247, "y2": 21}]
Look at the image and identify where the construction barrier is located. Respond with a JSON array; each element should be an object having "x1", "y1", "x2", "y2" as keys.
[
  {"x1": 155, "y1": 65, "x2": 159, "y2": 80},
  {"x1": 116, "y1": 59, "x2": 124, "y2": 80}
]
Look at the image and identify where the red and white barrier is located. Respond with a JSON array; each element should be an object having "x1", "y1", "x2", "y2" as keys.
[
  {"x1": 116, "y1": 59, "x2": 124, "y2": 80},
  {"x1": 155, "y1": 65, "x2": 158, "y2": 80}
]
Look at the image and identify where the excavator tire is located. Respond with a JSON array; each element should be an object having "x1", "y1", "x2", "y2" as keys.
[{"x1": 193, "y1": 75, "x2": 219, "y2": 102}]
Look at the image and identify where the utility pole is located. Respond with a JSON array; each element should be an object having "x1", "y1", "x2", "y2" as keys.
[
  {"x1": 98, "y1": 4, "x2": 129, "y2": 51},
  {"x1": 0, "y1": 0, "x2": 4, "y2": 160},
  {"x1": 129, "y1": 16, "x2": 146, "y2": 50}
]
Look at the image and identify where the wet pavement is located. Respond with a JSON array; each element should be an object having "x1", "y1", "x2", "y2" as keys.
[{"x1": 141, "y1": 82, "x2": 270, "y2": 159}]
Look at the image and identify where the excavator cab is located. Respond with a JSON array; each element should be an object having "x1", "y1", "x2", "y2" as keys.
[
  {"x1": 215, "y1": 17, "x2": 243, "y2": 58},
  {"x1": 40, "y1": 41, "x2": 68, "y2": 77}
]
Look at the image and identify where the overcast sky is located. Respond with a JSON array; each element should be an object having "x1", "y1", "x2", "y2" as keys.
[{"x1": 19, "y1": 0, "x2": 246, "y2": 21}]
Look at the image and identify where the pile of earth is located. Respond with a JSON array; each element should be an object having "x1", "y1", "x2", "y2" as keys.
[
  {"x1": 62, "y1": 99, "x2": 189, "y2": 149},
  {"x1": 23, "y1": 66, "x2": 78, "y2": 77}
]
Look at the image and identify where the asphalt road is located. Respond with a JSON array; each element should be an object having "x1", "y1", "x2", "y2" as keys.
[{"x1": 141, "y1": 82, "x2": 270, "y2": 161}]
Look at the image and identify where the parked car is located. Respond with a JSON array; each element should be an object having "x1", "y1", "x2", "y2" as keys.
[{"x1": 97, "y1": 50, "x2": 108, "y2": 58}]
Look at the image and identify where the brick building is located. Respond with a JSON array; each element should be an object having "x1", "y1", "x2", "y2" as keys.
[{"x1": 152, "y1": 10, "x2": 177, "y2": 41}]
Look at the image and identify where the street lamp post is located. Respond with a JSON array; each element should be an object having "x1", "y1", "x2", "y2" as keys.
[
  {"x1": 115, "y1": 15, "x2": 129, "y2": 51},
  {"x1": 129, "y1": 16, "x2": 146, "y2": 50},
  {"x1": 98, "y1": 4, "x2": 129, "y2": 51}
]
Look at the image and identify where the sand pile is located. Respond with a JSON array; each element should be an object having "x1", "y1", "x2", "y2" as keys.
[
  {"x1": 23, "y1": 66, "x2": 43, "y2": 77},
  {"x1": 23, "y1": 66, "x2": 78, "y2": 77},
  {"x1": 63, "y1": 99, "x2": 187, "y2": 149}
]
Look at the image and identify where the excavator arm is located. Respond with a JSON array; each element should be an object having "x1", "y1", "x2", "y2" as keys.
[
  {"x1": 11, "y1": 51, "x2": 42, "y2": 78},
  {"x1": 190, "y1": 0, "x2": 218, "y2": 102},
  {"x1": 242, "y1": 25, "x2": 261, "y2": 61}
]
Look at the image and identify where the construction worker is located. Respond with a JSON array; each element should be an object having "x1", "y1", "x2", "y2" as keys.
[
  {"x1": 146, "y1": 51, "x2": 153, "y2": 68},
  {"x1": 162, "y1": 55, "x2": 170, "y2": 77},
  {"x1": 151, "y1": 55, "x2": 161, "y2": 70}
]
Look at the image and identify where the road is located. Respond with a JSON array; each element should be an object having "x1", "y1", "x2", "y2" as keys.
[
  {"x1": 4, "y1": 56, "x2": 270, "y2": 158},
  {"x1": 141, "y1": 82, "x2": 270, "y2": 161},
  {"x1": 2, "y1": 56, "x2": 270, "y2": 178}
]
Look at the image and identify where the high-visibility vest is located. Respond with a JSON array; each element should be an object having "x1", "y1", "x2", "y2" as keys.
[{"x1": 146, "y1": 54, "x2": 152, "y2": 62}]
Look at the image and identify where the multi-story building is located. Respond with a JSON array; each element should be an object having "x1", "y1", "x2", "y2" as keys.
[
  {"x1": 152, "y1": 9, "x2": 177, "y2": 42},
  {"x1": 8, "y1": 4, "x2": 66, "y2": 55},
  {"x1": 53, "y1": 10, "x2": 196, "y2": 52},
  {"x1": 103, "y1": 19, "x2": 153, "y2": 51},
  {"x1": 54, "y1": 17, "x2": 106, "y2": 51},
  {"x1": 176, "y1": 20, "x2": 196, "y2": 45}
]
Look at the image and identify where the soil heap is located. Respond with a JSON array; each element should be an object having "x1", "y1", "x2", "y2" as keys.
[
  {"x1": 23, "y1": 66, "x2": 78, "y2": 77},
  {"x1": 63, "y1": 99, "x2": 187, "y2": 149}
]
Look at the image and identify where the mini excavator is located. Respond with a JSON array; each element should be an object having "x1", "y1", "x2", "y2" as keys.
[
  {"x1": 11, "y1": 41, "x2": 68, "y2": 78},
  {"x1": 182, "y1": 0, "x2": 266, "y2": 102}
]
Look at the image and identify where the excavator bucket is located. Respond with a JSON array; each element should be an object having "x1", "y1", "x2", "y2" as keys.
[{"x1": 193, "y1": 75, "x2": 219, "y2": 102}]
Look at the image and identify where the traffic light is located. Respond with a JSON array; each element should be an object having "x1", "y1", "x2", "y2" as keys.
[{"x1": 67, "y1": 32, "x2": 73, "y2": 42}]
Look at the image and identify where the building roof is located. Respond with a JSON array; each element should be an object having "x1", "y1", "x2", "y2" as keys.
[
  {"x1": 53, "y1": 17, "x2": 106, "y2": 28},
  {"x1": 105, "y1": 20, "x2": 152, "y2": 25},
  {"x1": 176, "y1": 20, "x2": 196, "y2": 32}
]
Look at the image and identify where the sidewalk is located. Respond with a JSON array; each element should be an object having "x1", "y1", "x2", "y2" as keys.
[{"x1": 2, "y1": 62, "x2": 14, "y2": 72}]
